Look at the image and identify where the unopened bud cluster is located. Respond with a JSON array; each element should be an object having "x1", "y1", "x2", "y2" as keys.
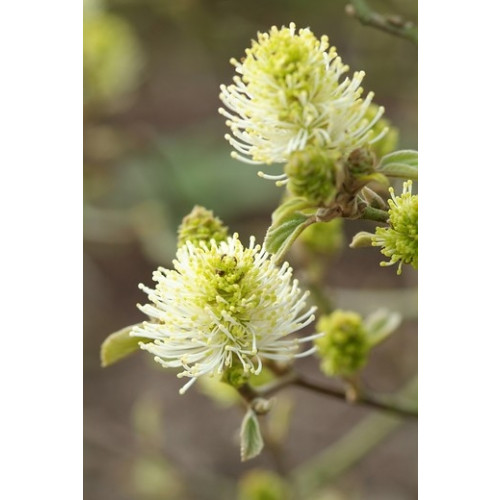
[
  {"x1": 373, "y1": 180, "x2": 418, "y2": 274},
  {"x1": 344, "y1": 147, "x2": 377, "y2": 177},
  {"x1": 314, "y1": 310, "x2": 369, "y2": 377},
  {"x1": 284, "y1": 148, "x2": 338, "y2": 204},
  {"x1": 177, "y1": 205, "x2": 229, "y2": 248}
]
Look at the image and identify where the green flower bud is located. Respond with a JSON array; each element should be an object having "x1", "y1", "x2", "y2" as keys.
[
  {"x1": 364, "y1": 103, "x2": 400, "y2": 159},
  {"x1": 314, "y1": 310, "x2": 370, "y2": 377},
  {"x1": 250, "y1": 397, "x2": 273, "y2": 415},
  {"x1": 299, "y1": 217, "x2": 344, "y2": 255},
  {"x1": 340, "y1": 147, "x2": 389, "y2": 196},
  {"x1": 221, "y1": 363, "x2": 249, "y2": 389},
  {"x1": 177, "y1": 205, "x2": 229, "y2": 248},
  {"x1": 238, "y1": 469, "x2": 291, "y2": 500},
  {"x1": 284, "y1": 148, "x2": 338, "y2": 204},
  {"x1": 372, "y1": 180, "x2": 418, "y2": 274},
  {"x1": 345, "y1": 147, "x2": 376, "y2": 176}
]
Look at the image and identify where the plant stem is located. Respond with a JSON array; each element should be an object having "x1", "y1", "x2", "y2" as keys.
[
  {"x1": 292, "y1": 375, "x2": 417, "y2": 494},
  {"x1": 239, "y1": 370, "x2": 417, "y2": 419},
  {"x1": 236, "y1": 372, "x2": 296, "y2": 410},
  {"x1": 359, "y1": 206, "x2": 389, "y2": 223},
  {"x1": 346, "y1": 0, "x2": 418, "y2": 44},
  {"x1": 292, "y1": 373, "x2": 417, "y2": 419}
]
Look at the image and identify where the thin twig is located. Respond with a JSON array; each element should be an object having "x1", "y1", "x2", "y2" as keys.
[
  {"x1": 237, "y1": 372, "x2": 297, "y2": 406},
  {"x1": 346, "y1": 0, "x2": 418, "y2": 45},
  {"x1": 239, "y1": 369, "x2": 417, "y2": 419},
  {"x1": 292, "y1": 373, "x2": 417, "y2": 419},
  {"x1": 293, "y1": 375, "x2": 417, "y2": 495},
  {"x1": 359, "y1": 205, "x2": 389, "y2": 223}
]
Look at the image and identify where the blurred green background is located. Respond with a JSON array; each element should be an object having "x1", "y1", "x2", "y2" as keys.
[{"x1": 84, "y1": 0, "x2": 417, "y2": 498}]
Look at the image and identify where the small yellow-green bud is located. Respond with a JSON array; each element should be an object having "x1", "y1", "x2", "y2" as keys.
[
  {"x1": 364, "y1": 103, "x2": 399, "y2": 159},
  {"x1": 338, "y1": 146, "x2": 389, "y2": 199},
  {"x1": 345, "y1": 147, "x2": 376, "y2": 176},
  {"x1": 238, "y1": 469, "x2": 291, "y2": 500},
  {"x1": 177, "y1": 205, "x2": 229, "y2": 248},
  {"x1": 372, "y1": 180, "x2": 418, "y2": 274},
  {"x1": 251, "y1": 397, "x2": 273, "y2": 415},
  {"x1": 284, "y1": 148, "x2": 338, "y2": 204},
  {"x1": 221, "y1": 363, "x2": 249, "y2": 389},
  {"x1": 314, "y1": 310, "x2": 369, "y2": 377},
  {"x1": 299, "y1": 217, "x2": 344, "y2": 255}
]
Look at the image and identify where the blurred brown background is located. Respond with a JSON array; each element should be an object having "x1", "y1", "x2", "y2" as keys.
[{"x1": 84, "y1": 0, "x2": 417, "y2": 498}]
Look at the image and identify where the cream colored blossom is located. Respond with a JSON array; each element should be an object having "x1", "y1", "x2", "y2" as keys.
[
  {"x1": 132, "y1": 234, "x2": 319, "y2": 393},
  {"x1": 219, "y1": 22, "x2": 386, "y2": 175}
]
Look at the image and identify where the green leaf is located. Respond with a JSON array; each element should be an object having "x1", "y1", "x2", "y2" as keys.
[
  {"x1": 100, "y1": 324, "x2": 152, "y2": 367},
  {"x1": 264, "y1": 211, "x2": 313, "y2": 263},
  {"x1": 240, "y1": 409, "x2": 264, "y2": 461},
  {"x1": 377, "y1": 150, "x2": 418, "y2": 180},
  {"x1": 271, "y1": 197, "x2": 314, "y2": 224},
  {"x1": 349, "y1": 231, "x2": 375, "y2": 249},
  {"x1": 364, "y1": 309, "x2": 402, "y2": 347},
  {"x1": 380, "y1": 150, "x2": 418, "y2": 167}
]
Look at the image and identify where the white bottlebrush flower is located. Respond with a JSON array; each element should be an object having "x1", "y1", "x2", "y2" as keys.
[
  {"x1": 132, "y1": 233, "x2": 319, "y2": 394},
  {"x1": 219, "y1": 22, "x2": 386, "y2": 175}
]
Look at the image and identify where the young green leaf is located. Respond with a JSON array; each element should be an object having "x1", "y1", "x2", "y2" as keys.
[
  {"x1": 240, "y1": 409, "x2": 264, "y2": 461},
  {"x1": 264, "y1": 211, "x2": 313, "y2": 263},
  {"x1": 350, "y1": 231, "x2": 376, "y2": 249},
  {"x1": 271, "y1": 197, "x2": 314, "y2": 224},
  {"x1": 364, "y1": 309, "x2": 402, "y2": 347},
  {"x1": 100, "y1": 324, "x2": 151, "y2": 367},
  {"x1": 377, "y1": 150, "x2": 418, "y2": 180}
]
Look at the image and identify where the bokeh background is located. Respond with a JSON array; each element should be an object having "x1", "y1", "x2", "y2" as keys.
[{"x1": 83, "y1": 0, "x2": 417, "y2": 498}]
